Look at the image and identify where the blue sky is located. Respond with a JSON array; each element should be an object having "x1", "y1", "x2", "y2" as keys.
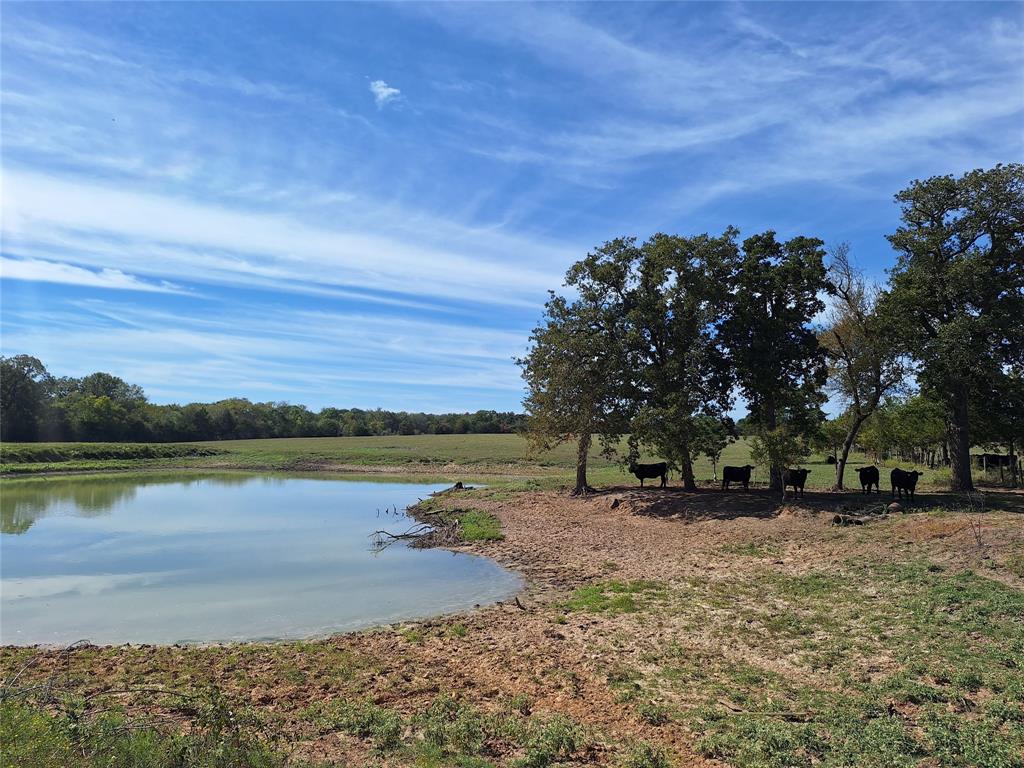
[{"x1": 2, "y1": 2, "x2": 1021, "y2": 412}]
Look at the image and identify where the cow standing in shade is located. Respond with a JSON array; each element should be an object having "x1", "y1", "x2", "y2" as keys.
[
  {"x1": 630, "y1": 462, "x2": 668, "y2": 488},
  {"x1": 721, "y1": 465, "x2": 754, "y2": 491},
  {"x1": 783, "y1": 468, "x2": 810, "y2": 498},
  {"x1": 857, "y1": 465, "x2": 880, "y2": 494},
  {"x1": 891, "y1": 468, "x2": 923, "y2": 502}
]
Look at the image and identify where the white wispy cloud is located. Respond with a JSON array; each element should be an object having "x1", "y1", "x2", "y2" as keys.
[
  {"x1": 1, "y1": 170, "x2": 565, "y2": 308},
  {"x1": 369, "y1": 79, "x2": 401, "y2": 108},
  {"x1": 1, "y1": 299, "x2": 529, "y2": 410},
  {"x1": 413, "y1": 4, "x2": 1023, "y2": 204},
  {"x1": 0, "y1": 256, "x2": 186, "y2": 294}
]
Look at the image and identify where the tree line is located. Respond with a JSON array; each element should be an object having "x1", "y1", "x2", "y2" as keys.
[
  {"x1": 519, "y1": 165, "x2": 1024, "y2": 494},
  {"x1": 0, "y1": 360, "x2": 524, "y2": 443}
]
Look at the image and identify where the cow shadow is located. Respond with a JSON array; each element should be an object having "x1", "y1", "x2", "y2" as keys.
[{"x1": 602, "y1": 484, "x2": 1024, "y2": 523}]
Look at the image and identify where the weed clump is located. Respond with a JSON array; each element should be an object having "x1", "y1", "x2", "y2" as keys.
[
  {"x1": 308, "y1": 694, "x2": 592, "y2": 766},
  {"x1": 619, "y1": 740, "x2": 672, "y2": 768},
  {"x1": 1, "y1": 687, "x2": 287, "y2": 768}
]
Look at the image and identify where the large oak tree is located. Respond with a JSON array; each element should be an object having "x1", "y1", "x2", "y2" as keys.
[
  {"x1": 518, "y1": 240, "x2": 635, "y2": 495},
  {"x1": 881, "y1": 164, "x2": 1024, "y2": 492},
  {"x1": 622, "y1": 232, "x2": 736, "y2": 490},
  {"x1": 720, "y1": 232, "x2": 829, "y2": 491}
]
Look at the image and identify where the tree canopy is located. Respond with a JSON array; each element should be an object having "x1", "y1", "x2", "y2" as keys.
[
  {"x1": 880, "y1": 163, "x2": 1024, "y2": 491},
  {"x1": 719, "y1": 232, "x2": 829, "y2": 490}
]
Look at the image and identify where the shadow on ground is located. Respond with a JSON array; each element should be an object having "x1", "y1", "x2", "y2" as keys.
[{"x1": 591, "y1": 484, "x2": 1024, "y2": 522}]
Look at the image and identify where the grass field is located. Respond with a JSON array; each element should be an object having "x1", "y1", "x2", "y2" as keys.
[{"x1": 0, "y1": 434, "x2": 997, "y2": 491}]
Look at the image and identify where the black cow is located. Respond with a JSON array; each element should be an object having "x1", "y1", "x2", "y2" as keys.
[
  {"x1": 783, "y1": 468, "x2": 810, "y2": 498},
  {"x1": 722, "y1": 464, "x2": 754, "y2": 491},
  {"x1": 890, "y1": 468, "x2": 923, "y2": 502},
  {"x1": 630, "y1": 461, "x2": 667, "y2": 488},
  {"x1": 857, "y1": 465, "x2": 880, "y2": 494}
]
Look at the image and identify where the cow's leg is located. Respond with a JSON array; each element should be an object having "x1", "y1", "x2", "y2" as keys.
[
  {"x1": 660, "y1": 473, "x2": 666, "y2": 488},
  {"x1": 640, "y1": 477, "x2": 644, "y2": 487}
]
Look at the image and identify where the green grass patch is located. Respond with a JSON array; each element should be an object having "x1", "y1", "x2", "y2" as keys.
[
  {"x1": 416, "y1": 503, "x2": 505, "y2": 542},
  {"x1": 457, "y1": 509, "x2": 504, "y2": 541},
  {"x1": 305, "y1": 694, "x2": 593, "y2": 767},
  {"x1": 1, "y1": 690, "x2": 290, "y2": 768},
  {"x1": 564, "y1": 580, "x2": 668, "y2": 614},
  {"x1": 636, "y1": 561, "x2": 1024, "y2": 768},
  {"x1": 1005, "y1": 552, "x2": 1024, "y2": 579},
  {"x1": 618, "y1": 740, "x2": 672, "y2": 768},
  {"x1": 719, "y1": 541, "x2": 781, "y2": 558}
]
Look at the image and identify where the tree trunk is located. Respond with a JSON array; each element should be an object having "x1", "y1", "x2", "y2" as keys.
[
  {"x1": 678, "y1": 433, "x2": 697, "y2": 491},
  {"x1": 946, "y1": 386, "x2": 974, "y2": 493},
  {"x1": 1010, "y1": 440, "x2": 1018, "y2": 489},
  {"x1": 835, "y1": 414, "x2": 868, "y2": 490},
  {"x1": 572, "y1": 432, "x2": 594, "y2": 496},
  {"x1": 679, "y1": 454, "x2": 696, "y2": 491},
  {"x1": 766, "y1": 409, "x2": 783, "y2": 493}
]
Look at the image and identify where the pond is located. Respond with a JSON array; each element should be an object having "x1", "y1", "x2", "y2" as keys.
[{"x1": 0, "y1": 473, "x2": 521, "y2": 645}]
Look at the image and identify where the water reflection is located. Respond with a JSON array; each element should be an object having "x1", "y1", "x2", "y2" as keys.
[
  {"x1": 0, "y1": 474, "x2": 520, "y2": 645},
  {"x1": 1, "y1": 472, "x2": 411, "y2": 534}
]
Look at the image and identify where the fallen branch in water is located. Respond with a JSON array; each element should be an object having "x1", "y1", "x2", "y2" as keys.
[
  {"x1": 370, "y1": 523, "x2": 434, "y2": 541},
  {"x1": 370, "y1": 517, "x2": 464, "y2": 551}
]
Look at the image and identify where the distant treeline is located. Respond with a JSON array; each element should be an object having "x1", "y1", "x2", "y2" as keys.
[{"x1": 0, "y1": 356, "x2": 525, "y2": 443}]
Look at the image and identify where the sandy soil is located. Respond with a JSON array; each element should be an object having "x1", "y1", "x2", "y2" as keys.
[{"x1": 3, "y1": 485, "x2": 1022, "y2": 766}]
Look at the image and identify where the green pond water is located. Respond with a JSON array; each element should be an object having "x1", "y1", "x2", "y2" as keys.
[{"x1": 0, "y1": 473, "x2": 521, "y2": 645}]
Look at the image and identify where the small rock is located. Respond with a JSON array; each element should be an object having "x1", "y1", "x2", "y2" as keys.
[{"x1": 887, "y1": 502, "x2": 903, "y2": 514}]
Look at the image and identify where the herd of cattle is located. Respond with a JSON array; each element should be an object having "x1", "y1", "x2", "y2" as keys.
[{"x1": 629, "y1": 461, "x2": 925, "y2": 500}]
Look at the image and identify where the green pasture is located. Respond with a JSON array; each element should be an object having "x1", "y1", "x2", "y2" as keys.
[{"x1": 0, "y1": 434, "x2": 981, "y2": 490}]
